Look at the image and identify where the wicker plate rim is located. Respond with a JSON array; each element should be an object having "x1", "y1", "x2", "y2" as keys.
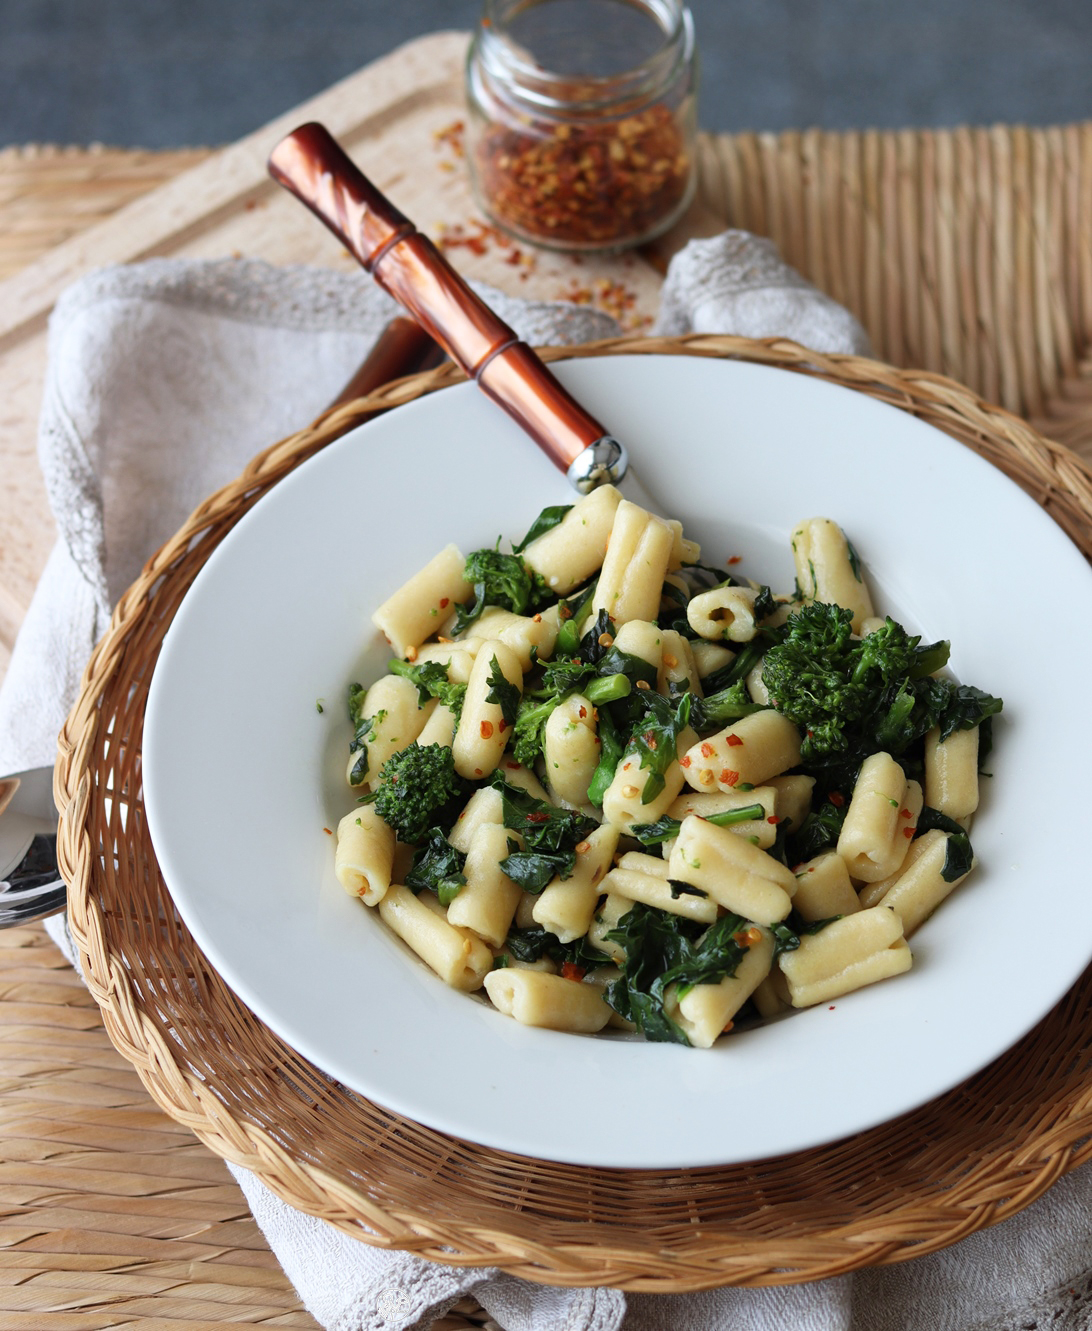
[{"x1": 56, "y1": 333, "x2": 1092, "y2": 1290}]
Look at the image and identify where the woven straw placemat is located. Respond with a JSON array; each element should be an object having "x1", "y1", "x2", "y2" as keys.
[{"x1": 54, "y1": 332, "x2": 1092, "y2": 1292}]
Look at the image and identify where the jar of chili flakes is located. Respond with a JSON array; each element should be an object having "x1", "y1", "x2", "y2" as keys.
[{"x1": 466, "y1": 0, "x2": 697, "y2": 252}]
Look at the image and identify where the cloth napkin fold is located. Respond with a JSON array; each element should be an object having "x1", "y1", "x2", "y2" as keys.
[{"x1": 3, "y1": 233, "x2": 1091, "y2": 1331}]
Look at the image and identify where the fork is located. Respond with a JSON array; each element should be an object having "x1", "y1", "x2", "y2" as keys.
[{"x1": 0, "y1": 766, "x2": 65, "y2": 925}]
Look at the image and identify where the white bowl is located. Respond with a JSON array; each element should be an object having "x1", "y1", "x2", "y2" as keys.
[{"x1": 144, "y1": 354, "x2": 1092, "y2": 1168}]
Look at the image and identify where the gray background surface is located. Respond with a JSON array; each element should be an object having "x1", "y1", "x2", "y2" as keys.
[{"x1": 3, "y1": 0, "x2": 1091, "y2": 149}]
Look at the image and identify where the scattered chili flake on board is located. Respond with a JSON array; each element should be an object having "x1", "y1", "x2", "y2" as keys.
[{"x1": 433, "y1": 119, "x2": 466, "y2": 158}]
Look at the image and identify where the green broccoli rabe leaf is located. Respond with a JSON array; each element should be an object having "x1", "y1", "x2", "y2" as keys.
[
  {"x1": 622, "y1": 691, "x2": 692, "y2": 805},
  {"x1": 603, "y1": 903, "x2": 754, "y2": 1042},
  {"x1": 587, "y1": 706, "x2": 624, "y2": 808},
  {"x1": 787, "y1": 796, "x2": 848, "y2": 862},
  {"x1": 347, "y1": 684, "x2": 383, "y2": 787},
  {"x1": 668, "y1": 880, "x2": 708, "y2": 899},
  {"x1": 388, "y1": 658, "x2": 468, "y2": 720},
  {"x1": 942, "y1": 832, "x2": 974, "y2": 882},
  {"x1": 916, "y1": 805, "x2": 965, "y2": 837},
  {"x1": 489, "y1": 773, "x2": 598, "y2": 854},
  {"x1": 579, "y1": 609, "x2": 615, "y2": 663},
  {"x1": 453, "y1": 544, "x2": 552, "y2": 634},
  {"x1": 699, "y1": 637, "x2": 775, "y2": 696},
  {"x1": 630, "y1": 802, "x2": 767, "y2": 846},
  {"x1": 405, "y1": 827, "x2": 467, "y2": 904},
  {"x1": 485, "y1": 655, "x2": 521, "y2": 728},
  {"x1": 502, "y1": 925, "x2": 604, "y2": 970},
  {"x1": 512, "y1": 504, "x2": 572, "y2": 553},
  {"x1": 372, "y1": 744, "x2": 466, "y2": 843},
  {"x1": 498, "y1": 847, "x2": 575, "y2": 892},
  {"x1": 689, "y1": 679, "x2": 766, "y2": 732}
]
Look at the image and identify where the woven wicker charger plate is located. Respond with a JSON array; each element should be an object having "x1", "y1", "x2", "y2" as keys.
[{"x1": 58, "y1": 334, "x2": 1092, "y2": 1291}]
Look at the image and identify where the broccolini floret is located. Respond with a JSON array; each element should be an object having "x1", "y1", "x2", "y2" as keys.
[
  {"x1": 453, "y1": 544, "x2": 552, "y2": 633},
  {"x1": 371, "y1": 743, "x2": 466, "y2": 844}
]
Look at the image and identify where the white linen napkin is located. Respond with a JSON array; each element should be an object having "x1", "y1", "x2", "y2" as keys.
[{"x1": 4, "y1": 238, "x2": 1091, "y2": 1331}]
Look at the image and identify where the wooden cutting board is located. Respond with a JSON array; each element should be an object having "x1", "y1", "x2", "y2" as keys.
[{"x1": 0, "y1": 29, "x2": 712, "y2": 682}]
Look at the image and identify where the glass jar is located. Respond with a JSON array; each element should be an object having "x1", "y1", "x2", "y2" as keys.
[{"x1": 466, "y1": 0, "x2": 698, "y2": 253}]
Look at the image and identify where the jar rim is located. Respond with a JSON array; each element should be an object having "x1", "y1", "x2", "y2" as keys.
[{"x1": 474, "y1": 0, "x2": 694, "y2": 115}]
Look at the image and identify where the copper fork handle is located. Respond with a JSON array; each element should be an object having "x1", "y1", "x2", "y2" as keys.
[{"x1": 268, "y1": 122, "x2": 612, "y2": 476}]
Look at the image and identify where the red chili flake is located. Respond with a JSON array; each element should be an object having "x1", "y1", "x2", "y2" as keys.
[
  {"x1": 767, "y1": 815, "x2": 780, "y2": 824},
  {"x1": 505, "y1": 761, "x2": 519, "y2": 769},
  {"x1": 558, "y1": 604, "x2": 572, "y2": 621},
  {"x1": 828, "y1": 792, "x2": 845, "y2": 807},
  {"x1": 700, "y1": 742, "x2": 715, "y2": 758},
  {"x1": 726, "y1": 555, "x2": 743, "y2": 566},
  {"x1": 560, "y1": 962, "x2": 586, "y2": 982},
  {"x1": 323, "y1": 827, "x2": 332, "y2": 835},
  {"x1": 499, "y1": 719, "x2": 508, "y2": 733},
  {"x1": 900, "y1": 808, "x2": 912, "y2": 818},
  {"x1": 526, "y1": 811, "x2": 551, "y2": 823},
  {"x1": 828, "y1": 1005, "x2": 836, "y2": 1010},
  {"x1": 479, "y1": 720, "x2": 494, "y2": 739},
  {"x1": 903, "y1": 826, "x2": 915, "y2": 838},
  {"x1": 726, "y1": 734, "x2": 744, "y2": 747},
  {"x1": 578, "y1": 706, "x2": 587, "y2": 719},
  {"x1": 643, "y1": 732, "x2": 657, "y2": 749},
  {"x1": 439, "y1": 597, "x2": 450, "y2": 609},
  {"x1": 719, "y1": 769, "x2": 740, "y2": 787},
  {"x1": 680, "y1": 754, "x2": 692, "y2": 767}
]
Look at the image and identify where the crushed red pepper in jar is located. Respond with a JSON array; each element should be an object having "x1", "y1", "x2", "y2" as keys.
[
  {"x1": 473, "y1": 105, "x2": 691, "y2": 249},
  {"x1": 466, "y1": 0, "x2": 697, "y2": 253}
]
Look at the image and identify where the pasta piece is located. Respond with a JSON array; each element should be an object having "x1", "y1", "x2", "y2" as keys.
[
  {"x1": 778, "y1": 906, "x2": 911, "y2": 1007},
  {"x1": 613, "y1": 618, "x2": 664, "y2": 671},
  {"x1": 751, "y1": 966, "x2": 792, "y2": 1018},
  {"x1": 790, "y1": 517, "x2": 874, "y2": 633},
  {"x1": 686, "y1": 585, "x2": 761, "y2": 643},
  {"x1": 543, "y1": 693, "x2": 600, "y2": 806},
  {"x1": 681, "y1": 711, "x2": 802, "y2": 793},
  {"x1": 483, "y1": 968, "x2": 613, "y2": 1032},
  {"x1": 373, "y1": 544, "x2": 473, "y2": 656},
  {"x1": 533, "y1": 824, "x2": 619, "y2": 942},
  {"x1": 744, "y1": 659, "x2": 770, "y2": 704},
  {"x1": 664, "y1": 518, "x2": 701, "y2": 571},
  {"x1": 521, "y1": 484, "x2": 621, "y2": 594},
  {"x1": 378, "y1": 884, "x2": 493, "y2": 991},
  {"x1": 791, "y1": 851, "x2": 862, "y2": 921},
  {"x1": 492, "y1": 949, "x2": 557, "y2": 973},
  {"x1": 447, "y1": 786, "x2": 503, "y2": 853},
  {"x1": 590, "y1": 500, "x2": 674, "y2": 626},
  {"x1": 767, "y1": 775, "x2": 816, "y2": 830},
  {"x1": 347, "y1": 675, "x2": 435, "y2": 788},
  {"x1": 665, "y1": 924, "x2": 775, "y2": 1047},
  {"x1": 514, "y1": 891, "x2": 539, "y2": 929},
  {"x1": 658, "y1": 629, "x2": 702, "y2": 698},
  {"x1": 602, "y1": 864, "x2": 718, "y2": 923},
  {"x1": 836, "y1": 753, "x2": 923, "y2": 882},
  {"x1": 412, "y1": 637, "x2": 482, "y2": 682},
  {"x1": 859, "y1": 616, "x2": 886, "y2": 637},
  {"x1": 447, "y1": 822, "x2": 523, "y2": 948},
  {"x1": 334, "y1": 807, "x2": 395, "y2": 906},
  {"x1": 857, "y1": 828, "x2": 975, "y2": 935},
  {"x1": 601, "y1": 725, "x2": 698, "y2": 830},
  {"x1": 583, "y1": 966, "x2": 637, "y2": 1031},
  {"x1": 924, "y1": 725, "x2": 980, "y2": 821},
  {"x1": 668, "y1": 814, "x2": 796, "y2": 923},
  {"x1": 496, "y1": 759, "x2": 550, "y2": 801},
  {"x1": 615, "y1": 850, "x2": 672, "y2": 879},
  {"x1": 416, "y1": 703, "x2": 456, "y2": 748},
  {"x1": 468, "y1": 606, "x2": 559, "y2": 671},
  {"x1": 452, "y1": 643, "x2": 523, "y2": 780},
  {"x1": 665, "y1": 786, "x2": 778, "y2": 849},
  {"x1": 691, "y1": 640, "x2": 736, "y2": 679},
  {"x1": 587, "y1": 892, "x2": 631, "y2": 964}
]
